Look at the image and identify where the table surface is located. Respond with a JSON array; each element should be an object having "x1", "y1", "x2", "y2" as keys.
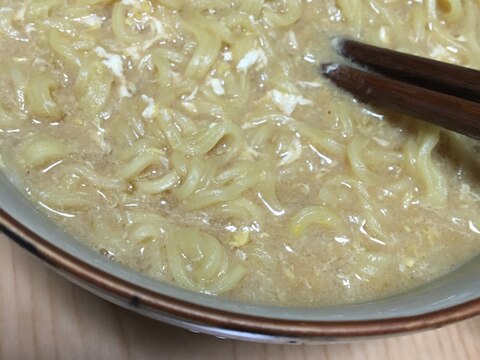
[{"x1": 1, "y1": 232, "x2": 479, "y2": 360}]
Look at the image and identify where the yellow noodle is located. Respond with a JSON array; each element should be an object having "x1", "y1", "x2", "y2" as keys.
[
  {"x1": 19, "y1": 136, "x2": 69, "y2": 168},
  {"x1": 1, "y1": 0, "x2": 480, "y2": 306},
  {"x1": 290, "y1": 206, "x2": 342, "y2": 238},
  {"x1": 166, "y1": 227, "x2": 246, "y2": 294},
  {"x1": 25, "y1": 73, "x2": 63, "y2": 120}
]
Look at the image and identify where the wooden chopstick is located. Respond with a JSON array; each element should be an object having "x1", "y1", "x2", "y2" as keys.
[
  {"x1": 334, "y1": 38, "x2": 480, "y2": 102},
  {"x1": 322, "y1": 39, "x2": 480, "y2": 140},
  {"x1": 322, "y1": 63, "x2": 480, "y2": 140}
]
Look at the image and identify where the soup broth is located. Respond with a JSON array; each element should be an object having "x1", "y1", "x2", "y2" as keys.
[{"x1": 1, "y1": 0, "x2": 480, "y2": 306}]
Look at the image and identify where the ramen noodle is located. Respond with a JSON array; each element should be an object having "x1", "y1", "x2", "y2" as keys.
[{"x1": 1, "y1": 0, "x2": 480, "y2": 306}]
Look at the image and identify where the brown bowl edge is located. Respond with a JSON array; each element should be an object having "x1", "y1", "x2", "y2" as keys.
[{"x1": 2, "y1": 207, "x2": 480, "y2": 340}]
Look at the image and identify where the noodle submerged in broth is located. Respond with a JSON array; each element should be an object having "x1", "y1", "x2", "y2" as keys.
[{"x1": 1, "y1": 0, "x2": 480, "y2": 306}]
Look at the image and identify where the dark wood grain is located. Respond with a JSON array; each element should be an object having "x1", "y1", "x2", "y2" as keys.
[
  {"x1": 335, "y1": 38, "x2": 480, "y2": 102},
  {"x1": 322, "y1": 63, "x2": 480, "y2": 140}
]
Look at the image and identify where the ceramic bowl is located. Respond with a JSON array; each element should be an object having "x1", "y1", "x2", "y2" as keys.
[{"x1": 1, "y1": 171, "x2": 480, "y2": 344}]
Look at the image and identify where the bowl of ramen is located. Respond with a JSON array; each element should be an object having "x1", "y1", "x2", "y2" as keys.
[{"x1": 1, "y1": 0, "x2": 480, "y2": 344}]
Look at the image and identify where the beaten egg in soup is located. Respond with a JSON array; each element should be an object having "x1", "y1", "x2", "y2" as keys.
[{"x1": 1, "y1": 0, "x2": 480, "y2": 306}]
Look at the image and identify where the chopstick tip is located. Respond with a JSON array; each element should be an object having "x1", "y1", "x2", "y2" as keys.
[
  {"x1": 321, "y1": 63, "x2": 341, "y2": 76},
  {"x1": 331, "y1": 37, "x2": 348, "y2": 54},
  {"x1": 330, "y1": 36, "x2": 343, "y2": 49}
]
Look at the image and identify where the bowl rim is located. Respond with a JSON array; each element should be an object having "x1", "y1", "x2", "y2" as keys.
[{"x1": 2, "y1": 207, "x2": 480, "y2": 339}]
